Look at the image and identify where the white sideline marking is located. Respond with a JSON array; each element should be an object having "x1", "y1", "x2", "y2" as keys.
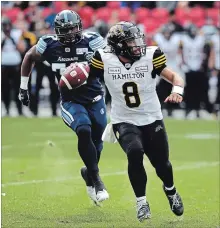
[
  {"x1": 185, "y1": 133, "x2": 219, "y2": 139},
  {"x1": 2, "y1": 162, "x2": 219, "y2": 187}
]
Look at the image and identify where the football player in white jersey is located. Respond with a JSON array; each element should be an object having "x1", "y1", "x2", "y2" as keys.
[
  {"x1": 209, "y1": 26, "x2": 220, "y2": 115},
  {"x1": 153, "y1": 23, "x2": 183, "y2": 116},
  {"x1": 89, "y1": 22, "x2": 184, "y2": 222},
  {"x1": 180, "y1": 23, "x2": 210, "y2": 118}
]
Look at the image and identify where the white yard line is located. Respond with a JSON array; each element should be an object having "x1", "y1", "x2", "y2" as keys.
[
  {"x1": 2, "y1": 161, "x2": 219, "y2": 187},
  {"x1": 2, "y1": 133, "x2": 218, "y2": 150}
]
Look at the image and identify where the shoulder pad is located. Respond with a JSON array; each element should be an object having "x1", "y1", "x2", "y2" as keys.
[
  {"x1": 36, "y1": 35, "x2": 57, "y2": 54},
  {"x1": 83, "y1": 32, "x2": 106, "y2": 51},
  {"x1": 83, "y1": 31, "x2": 101, "y2": 40}
]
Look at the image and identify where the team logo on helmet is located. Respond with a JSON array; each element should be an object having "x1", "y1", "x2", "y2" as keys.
[{"x1": 109, "y1": 24, "x2": 125, "y2": 37}]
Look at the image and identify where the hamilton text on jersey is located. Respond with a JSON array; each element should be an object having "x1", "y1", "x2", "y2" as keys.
[{"x1": 111, "y1": 72, "x2": 145, "y2": 80}]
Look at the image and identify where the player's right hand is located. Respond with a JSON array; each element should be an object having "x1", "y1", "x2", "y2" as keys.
[{"x1": 19, "y1": 88, "x2": 30, "y2": 106}]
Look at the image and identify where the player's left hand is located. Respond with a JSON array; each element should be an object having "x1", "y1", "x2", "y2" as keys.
[
  {"x1": 164, "y1": 93, "x2": 183, "y2": 103},
  {"x1": 19, "y1": 88, "x2": 30, "y2": 106}
]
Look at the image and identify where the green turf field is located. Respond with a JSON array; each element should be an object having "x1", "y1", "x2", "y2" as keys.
[{"x1": 1, "y1": 117, "x2": 219, "y2": 228}]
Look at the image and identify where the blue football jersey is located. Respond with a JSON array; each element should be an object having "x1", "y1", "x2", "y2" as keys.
[{"x1": 36, "y1": 32, "x2": 106, "y2": 104}]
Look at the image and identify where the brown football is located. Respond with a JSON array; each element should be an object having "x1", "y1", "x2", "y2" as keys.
[{"x1": 59, "y1": 62, "x2": 90, "y2": 90}]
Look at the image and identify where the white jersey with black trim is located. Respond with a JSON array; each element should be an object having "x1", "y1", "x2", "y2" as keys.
[
  {"x1": 181, "y1": 34, "x2": 205, "y2": 71},
  {"x1": 154, "y1": 33, "x2": 181, "y2": 69},
  {"x1": 99, "y1": 47, "x2": 163, "y2": 126}
]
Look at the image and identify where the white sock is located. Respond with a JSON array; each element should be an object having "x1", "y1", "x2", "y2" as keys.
[
  {"x1": 86, "y1": 186, "x2": 95, "y2": 192},
  {"x1": 136, "y1": 196, "x2": 146, "y2": 205},
  {"x1": 165, "y1": 185, "x2": 175, "y2": 191}
]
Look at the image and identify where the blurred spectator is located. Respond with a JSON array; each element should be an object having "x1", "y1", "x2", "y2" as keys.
[
  {"x1": 29, "y1": 21, "x2": 59, "y2": 116},
  {"x1": 201, "y1": 18, "x2": 218, "y2": 42},
  {"x1": 156, "y1": 1, "x2": 178, "y2": 12},
  {"x1": 153, "y1": 23, "x2": 183, "y2": 116},
  {"x1": 208, "y1": 27, "x2": 220, "y2": 115},
  {"x1": 1, "y1": 17, "x2": 26, "y2": 116},
  {"x1": 1, "y1": 1, "x2": 218, "y2": 118},
  {"x1": 180, "y1": 23, "x2": 211, "y2": 118},
  {"x1": 87, "y1": 20, "x2": 109, "y2": 38},
  {"x1": 168, "y1": 10, "x2": 184, "y2": 33},
  {"x1": 16, "y1": 19, "x2": 37, "y2": 53}
]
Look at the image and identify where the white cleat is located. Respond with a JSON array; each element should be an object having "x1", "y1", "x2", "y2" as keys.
[
  {"x1": 86, "y1": 186, "x2": 100, "y2": 206},
  {"x1": 96, "y1": 189, "x2": 109, "y2": 202}
]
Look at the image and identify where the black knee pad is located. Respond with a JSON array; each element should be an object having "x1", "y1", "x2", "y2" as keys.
[
  {"x1": 124, "y1": 134, "x2": 144, "y2": 164},
  {"x1": 76, "y1": 125, "x2": 91, "y2": 139}
]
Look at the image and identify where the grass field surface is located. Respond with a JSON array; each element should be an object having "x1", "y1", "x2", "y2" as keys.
[{"x1": 2, "y1": 118, "x2": 219, "y2": 228}]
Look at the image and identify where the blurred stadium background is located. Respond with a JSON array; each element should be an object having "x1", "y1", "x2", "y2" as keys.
[
  {"x1": 1, "y1": 1, "x2": 220, "y2": 228},
  {"x1": 1, "y1": 1, "x2": 220, "y2": 118}
]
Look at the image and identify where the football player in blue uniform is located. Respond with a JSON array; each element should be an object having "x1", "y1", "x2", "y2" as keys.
[{"x1": 19, "y1": 10, "x2": 109, "y2": 204}]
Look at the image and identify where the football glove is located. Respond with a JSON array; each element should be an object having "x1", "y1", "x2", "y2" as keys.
[{"x1": 19, "y1": 88, "x2": 30, "y2": 106}]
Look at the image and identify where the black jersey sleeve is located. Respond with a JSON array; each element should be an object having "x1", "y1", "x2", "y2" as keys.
[
  {"x1": 89, "y1": 50, "x2": 104, "y2": 80},
  {"x1": 152, "y1": 47, "x2": 167, "y2": 75}
]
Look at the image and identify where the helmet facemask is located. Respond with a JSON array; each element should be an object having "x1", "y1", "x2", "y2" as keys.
[
  {"x1": 122, "y1": 34, "x2": 146, "y2": 61},
  {"x1": 55, "y1": 23, "x2": 82, "y2": 45}
]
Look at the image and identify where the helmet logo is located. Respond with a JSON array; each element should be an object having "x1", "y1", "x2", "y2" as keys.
[{"x1": 110, "y1": 24, "x2": 125, "y2": 37}]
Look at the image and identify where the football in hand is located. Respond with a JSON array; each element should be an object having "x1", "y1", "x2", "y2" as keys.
[{"x1": 59, "y1": 62, "x2": 90, "y2": 90}]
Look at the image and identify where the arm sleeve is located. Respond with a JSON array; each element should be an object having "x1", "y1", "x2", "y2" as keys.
[
  {"x1": 89, "y1": 50, "x2": 104, "y2": 81},
  {"x1": 36, "y1": 36, "x2": 49, "y2": 55},
  {"x1": 152, "y1": 47, "x2": 167, "y2": 75},
  {"x1": 88, "y1": 33, "x2": 106, "y2": 51},
  {"x1": 36, "y1": 37, "x2": 47, "y2": 54}
]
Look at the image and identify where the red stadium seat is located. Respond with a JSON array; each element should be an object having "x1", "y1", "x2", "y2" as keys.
[
  {"x1": 82, "y1": 18, "x2": 92, "y2": 29},
  {"x1": 4, "y1": 7, "x2": 21, "y2": 22},
  {"x1": 207, "y1": 8, "x2": 219, "y2": 23},
  {"x1": 118, "y1": 7, "x2": 131, "y2": 21},
  {"x1": 96, "y1": 7, "x2": 111, "y2": 22},
  {"x1": 107, "y1": 1, "x2": 120, "y2": 10},
  {"x1": 78, "y1": 6, "x2": 94, "y2": 21},
  {"x1": 143, "y1": 19, "x2": 160, "y2": 34},
  {"x1": 175, "y1": 7, "x2": 190, "y2": 25},
  {"x1": 53, "y1": 2, "x2": 67, "y2": 13},
  {"x1": 194, "y1": 19, "x2": 205, "y2": 27},
  {"x1": 135, "y1": 7, "x2": 150, "y2": 23},
  {"x1": 189, "y1": 7, "x2": 205, "y2": 24},
  {"x1": 151, "y1": 8, "x2": 169, "y2": 19}
]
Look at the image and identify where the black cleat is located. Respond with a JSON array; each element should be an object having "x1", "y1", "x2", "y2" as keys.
[
  {"x1": 80, "y1": 167, "x2": 94, "y2": 187},
  {"x1": 81, "y1": 167, "x2": 109, "y2": 202},
  {"x1": 136, "y1": 202, "x2": 151, "y2": 222},
  {"x1": 91, "y1": 174, "x2": 109, "y2": 202},
  {"x1": 163, "y1": 186, "x2": 184, "y2": 216},
  {"x1": 92, "y1": 177, "x2": 106, "y2": 194}
]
